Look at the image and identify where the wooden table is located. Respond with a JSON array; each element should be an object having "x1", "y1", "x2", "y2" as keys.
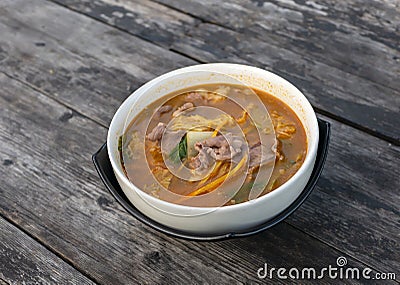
[{"x1": 1, "y1": 0, "x2": 399, "y2": 284}]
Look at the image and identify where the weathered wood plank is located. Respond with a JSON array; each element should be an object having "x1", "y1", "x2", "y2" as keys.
[
  {"x1": 52, "y1": 0, "x2": 199, "y2": 47},
  {"x1": 0, "y1": 217, "x2": 95, "y2": 285},
  {"x1": 268, "y1": 0, "x2": 400, "y2": 50},
  {"x1": 0, "y1": 65, "x2": 396, "y2": 284},
  {"x1": 0, "y1": 0, "x2": 195, "y2": 126},
  {"x1": 154, "y1": 0, "x2": 400, "y2": 89},
  {"x1": 46, "y1": 0, "x2": 400, "y2": 144}
]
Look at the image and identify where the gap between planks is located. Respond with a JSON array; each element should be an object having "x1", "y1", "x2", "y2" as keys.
[
  {"x1": 0, "y1": 72, "x2": 108, "y2": 130},
  {"x1": 0, "y1": 213, "x2": 100, "y2": 285}
]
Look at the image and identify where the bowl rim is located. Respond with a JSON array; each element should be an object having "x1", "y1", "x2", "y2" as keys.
[{"x1": 107, "y1": 63, "x2": 319, "y2": 213}]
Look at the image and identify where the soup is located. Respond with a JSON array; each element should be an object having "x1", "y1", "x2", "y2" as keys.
[{"x1": 119, "y1": 84, "x2": 307, "y2": 206}]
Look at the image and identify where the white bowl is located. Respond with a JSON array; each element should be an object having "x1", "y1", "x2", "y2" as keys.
[{"x1": 107, "y1": 63, "x2": 319, "y2": 235}]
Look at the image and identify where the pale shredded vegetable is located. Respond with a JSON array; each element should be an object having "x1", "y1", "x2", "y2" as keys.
[{"x1": 170, "y1": 114, "x2": 235, "y2": 131}]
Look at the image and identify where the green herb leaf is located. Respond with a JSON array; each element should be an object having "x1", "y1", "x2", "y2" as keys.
[
  {"x1": 169, "y1": 134, "x2": 187, "y2": 163},
  {"x1": 178, "y1": 134, "x2": 187, "y2": 159}
]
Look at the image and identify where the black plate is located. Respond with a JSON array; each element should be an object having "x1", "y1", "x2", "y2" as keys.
[{"x1": 92, "y1": 119, "x2": 330, "y2": 241}]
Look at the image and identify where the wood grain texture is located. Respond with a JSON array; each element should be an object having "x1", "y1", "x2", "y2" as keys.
[
  {"x1": 155, "y1": 0, "x2": 400, "y2": 89},
  {"x1": 260, "y1": 0, "x2": 400, "y2": 50},
  {"x1": 48, "y1": 0, "x2": 400, "y2": 144},
  {"x1": 0, "y1": 0, "x2": 195, "y2": 127},
  {"x1": 1, "y1": 67, "x2": 397, "y2": 284},
  {"x1": 0, "y1": 217, "x2": 95, "y2": 285}
]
